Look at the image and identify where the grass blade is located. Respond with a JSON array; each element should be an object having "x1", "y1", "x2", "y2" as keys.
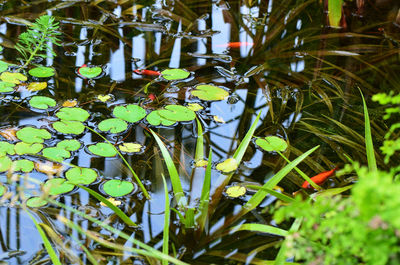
[
  {"x1": 245, "y1": 185, "x2": 295, "y2": 203},
  {"x1": 197, "y1": 149, "x2": 212, "y2": 234},
  {"x1": 194, "y1": 118, "x2": 204, "y2": 162},
  {"x1": 229, "y1": 223, "x2": 288, "y2": 237},
  {"x1": 162, "y1": 174, "x2": 170, "y2": 265},
  {"x1": 273, "y1": 218, "x2": 302, "y2": 265}
]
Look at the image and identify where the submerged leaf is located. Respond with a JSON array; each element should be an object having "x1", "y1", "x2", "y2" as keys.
[
  {"x1": 88, "y1": 143, "x2": 117, "y2": 157},
  {"x1": 65, "y1": 167, "x2": 97, "y2": 185},
  {"x1": 78, "y1": 66, "x2": 102, "y2": 79},
  {"x1": 16, "y1": 127, "x2": 51, "y2": 144},
  {"x1": 14, "y1": 142, "x2": 43, "y2": 155},
  {"x1": 113, "y1": 104, "x2": 146, "y2": 123},
  {"x1": 52, "y1": 121, "x2": 85, "y2": 134},
  {"x1": 216, "y1": 158, "x2": 238, "y2": 173},
  {"x1": 28, "y1": 67, "x2": 55, "y2": 78},
  {"x1": 42, "y1": 147, "x2": 71, "y2": 162},
  {"x1": 191, "y1": 84, "x2": 229, "y2": 101},
  {"x1": 56, "y1": 139, "x2": 81, "y2": 151},
  {"x1": 98, "y1": 118, "x2": 128, "y2": 134},
  {"x1": 119, "y1": 143, "x2": 142, "y2": 153},
  {"x1": 26, "y1": 197, "x2": 48, "y2": 207},
  {"x1": 161, "y1": 68, "x2": 190, "y2": 81},
  {"x1": 29, "y1": 96, "x2": 56, "y2": 109},
  {"x1": 27, "y1": 82, "x2": 47, "y2": 91},
  {"x1": 256, "y1": 136, "x2": 288, "y2": 152},
  {"x1": 43, "y1": 178, "x2": 74, "y2": 196},
  {"x1": 56, "y1": 107, "x2": 90, "y2": 122},
  {"x1": 158, "y1": 105, "x2": 196, "y2": 122},
  {"x1": 102, "y1": 179, "x2": 134, "y2": 197},
  {"x1": 146, "y1": 110, "x2": 176, "y2": 126}
]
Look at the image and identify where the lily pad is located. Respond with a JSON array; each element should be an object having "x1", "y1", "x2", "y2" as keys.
[
  {"x1": 16, "y1": 127, "x2": 51, "y2": 144},
  {"x1": 52, "y1": 121, "x2": 85, "y2": 135},
  {"x1": 88, "y1": 143, "x2": 117, "y2": 157},
  {"x1": 65, "y1": 167, "x2": 98, "y2": 185},
  {"x1": 0, "y1": 81, "x2": 15, "y2": 93},
  {"x1": 15, "y1": 142, "x2": 43, "y2": 155},
  {"x1": 29, "y1": 96, "x2": 56, "y2": 110},
  {"x1": 28, "y1": 67, "x2": 55, "y2": 78},
  {"x1": 102, "y1": 179, "x2": 134, "y2": 197},
  {"x1": 0, "y1": 61, "x2": 9, "y2": 73},
  {"x1": 42, "y1": 147, "x2": 71, "y2": 162},
  {"x1": 0, "y1": 156, "x2": 12, "y2": 172},
  {"x1": 195, "y1": 159, "x2": 208, "y2": 167},
  {"x1": 146, "y1": 110, "x2": 176, "y2": 126},
  {"x1": 161, "y1": 69, "x2": 190, "y2": 81},
  {"x1": 158, "y1": 105, "x2": 196, "y2": 122},
  {"x1": 191, "y1": 84, "x2": 229, "y2": 101},
  {"x1": 0, "y1": 72, "x2": 27, "y2": 84},
  {"x1": 255, "y1": 136, "x2": 288, "y2": 152},
  {"x1": 216, "y1": 158, "x2": 238, "y2": 173},
  {"x1": 113, "y1": 105, "x2": 146, "y2": 123},
  {"x1": 43, "y1": 178, "x2": 74, "y2": 196},
  {"x1": 119, "y1": 143, "x2": 142, "y2": 153},
  {"x1": 12, "y1": 159, "x2": 34, "y2": 172},
  {"x1": 187, "y1": 103, "x2": 204, "y2": 112},
  {"x1": 27, "y1": 82, "x2": 47, "y2": 91},
  {"x1": 0, "y1": 141, "x2": 15, "y2": 156},
  {"x1": 0, "y1": 184, "x2": 6, "y2": 196},
  {"x1": 98, "y1": 118, "x2": 128, "y2": 134},
  {"x1": 78, "y1": 66, "x2": 102, "y2": 79},
  {"x1": 225, "y1": 185, "x2": 246, "y2": 198},
  {"x1": 56, "y1": 139, "x2": 81, "y2": 151},
  {"x1": 26, "y1": 197, "x2": 48, "y2": 207},
  {"x1": 97, "y1": 94, "x2": 113, "y2": 102},
  {"x1": 55, "y1": 107, "x2": 90, "y2": 122}
]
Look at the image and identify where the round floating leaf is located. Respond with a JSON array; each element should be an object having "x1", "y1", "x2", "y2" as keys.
[
  {"x1": 187, "y1": 103, "x2": 204, "y2": 112},
  {"x1": 98, "y1": 118, "x2": 128, "y2": 134},
  {"x1": 0, "y1": 141, "x2": 15, "y2": 156},
  {"x1": 27, "y1": 82, "x2": 47, "y2": 91},
  {"x1": 225, "y1": 185, "x2": 246, "y2": 198},
  {"x1": 56, "y1": 139, "x2": 81, "y2": 151},
  {"x1": 255, "y1": 136, "x2": 288, "y2": 152},
  {"x1": 88, "y1": 143, "x2": 117, "y2": 157},
  {"x1": 191, "y1": 84, "x2": 229, "y2": 101},
  {"x1": 43, "y1": 178, "x2": 74, "y2": 196},
  {"x1": 119, "y1": 143, "x2": 142, "y2": 153},
  {"x1": 13, "y1": 159, "x2": 34, "y2": 172},
  {"x1": 56, "y1": 107, "x2": 90, "y2": 122},
  {"x1": 0, "y1": 61, "x2": 9, "y2": 73},
  {"x1": 195, "y1": 159, "x2": 208, "y2": 167},
  {"x1": 0, "y1": 184, "x2": 6, "y2": 196},
  {"x1": 28, "y1": 67, "x2": 55, "y2": 78},
  {"x1": 216, "y1": 158, "x2": 238, "y2": 173},
  {"x1": 78, "y1": 66, "x2": 102, "y2": 79},
  {"x1": 113, "y1": 105, "x2": 146, "y2": 123},
  {"x1": 97, "y1": 94, "x2": 113, "y2": 102},
  {"x1": 26, "y1": 197, "x2": 47, "y2": 207},
  {"x1": 52, "y1": 121, "x2": 85, "y2": 135},
  {"x1": 161, "y1": 68, "x2": 190, "y2": 81},
  {"x1": 0, "y1": 81, "x2": 15, "y2": 92},
  {"x1": 29, "y1": 96, "x2": 56, "y2": 109},
  {"x1": 65, "y1": 167, "x2": 98, "y2": 185},
  {"x1": 0, "y1": 156, "x2": 12, "y2": 172},
  {"x1": 146, "y1": 110, "x2": 175, "y2": 126},
  {"x1": 42, "y1": 147, "x2": 71, "y2": 162},
  {"x1": 15, "y1": 142, "x2": 43, "y2": 155},
  {"x1": 158, "y1": 105, "x2": 196, "y2": 122},
  {"x1": 102, "y1": 179, "x2": 134, "y2": 197},
  {"x1": 16, "y1": 127, "x2": 51, "y2": 144},
  {"x1": 0, "y1": 72, "x2": 27, "y2": 84}
]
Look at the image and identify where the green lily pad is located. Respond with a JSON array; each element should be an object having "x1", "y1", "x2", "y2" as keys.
[
  {"x1": 98, "y1": 118, "x2": 128, "y2": 134},
  {"x1": 146, "y1": 110, "x2": 176, "y2": 126},
  {"x1": 102, "y1": 179, "x2": 134, "y2": 197},
  {"x1": 0, "y1": 72, "x2": 27, "y2": 84},
  {"x1": 0, "y1": 81, "x2": 15, "y2": 92},
  {"x1": 43, "y1": 178, "x2": 75, "y2": 196},
  {"x1": 26, "y1": 197, "x2": 48, "y2": 207},
  {"x1": 0, "y1": 61, "x2": 9, "y2": 73},
  {"x1": 191, "y1": 84, "x2": 229, "y2": 101},
  {"x1": 28, "y1": 67, "x2": 55, "y2": 78},
  {"x1": 55, "y1": 107, "x2": 90, "y2": 122},
  {"x1": 16, "y1": 127, "x2": 51, "y2": 144},
  {"x1": 29, "y1": 96, "x2": 56, "y2": 110},
  {"x1": 225, "y1": 185, "x2": 246, "y2": 198},
  {"x1": 195, "y1": 159, "x2": 208, "y2": 167},
  {"x1": 88, "y1": 143, "x2": 117, "y2": 157},
  {"x1": 15, "y1": 142, "x2": 43, "y2": 155},
  {"x1": 27, "y1": 82, "x2": 47, "y2": 91},
  {"x1": 161, "y1": 68, "x2": 190, "y2": 81},
  {"x1": 0, "y1": 141, "x2": 15, "y2": 156},
  {"x1": 113, "y1": 105, "x2": 146, "y2": 123},
  {"x1": 56, "y1": 139, "x2": 81, "y2": 151},
  {"x1": 97, "y1": 94, "x2": 113, "y2": 102},
  {"x1": 216, "y1": 158, "x2": 238, "y2": 173},
  {"x1": 0, "y1": 156, "x2": 12, "y2": 172},
  {"x1": 52, "y1": 121, "x2": 85, "y2": 134},
  {"x1": 42, "y1": 147, "x2": 71, "y2": 162},
  {"x1": 255, "y1": 136, "x2": 288, "y2": 152},
  {"x1": 65, "y1": 167, "x2": 98, "y2": 185},
  {"x1": 13, "y1": 159, "x2": 34, "y2": 172},
  {"x1": 0, "y1": 184, "x2": 6, "y2": 196},
  {"x1": 158, "y1": 105, "x2": 196, "y2": 122},
  {"x1": 119, "y1": 143, "x2": 142, "y2": 153},
  {"x1": 78, "y1": 66, "x2": 102, "y2": 79}
]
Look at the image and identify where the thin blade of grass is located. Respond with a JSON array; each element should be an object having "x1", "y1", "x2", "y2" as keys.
[
  {"x1": 229, "y1": 223, "x2": 288, "y2": 237},
  {"x1": 197, "y1": 149, "x2": 212, "y2": 234},
  {"x1": 245, "y1": 185, "x2": 295, "y2": 203},
  {"x1": 195, "y1": 118, "x2": 204, "y2": 162},
  {"x1": 273, "y1": 218, "x2": 302, "y2": 265},
  {"x1": 162, "y1": 174, "x2": 170, "y2": 265}
]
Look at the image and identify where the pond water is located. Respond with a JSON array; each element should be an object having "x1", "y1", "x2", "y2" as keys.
[{"x1": 0, "y1": 0, "x2": 399, "y2": 264}]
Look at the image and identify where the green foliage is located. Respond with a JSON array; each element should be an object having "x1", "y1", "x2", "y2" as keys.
[
  {"x1": 52, "y1": 120, "x2": 85, "y2": 134},
  {"x1": 255, "y1": 136, "x2": 288, "y2": 152},
  {"x1": 98, "y1": 118, "x2": 128, "y2": 133},
  {"x1": 29, "y1": 96, "x2": 57, "y2": 110},
  {"x1": 158, "y1": 105, "x2": 196, "y2": 122},
  {"x1": 16, "y1": 127, "x2": 51, "y2": 143},
  {"x1": 161, "y1": 68, "x2": 190, "y2": 80},
  {"x1": 28, "y1": 67, "x2": 55, "y2": 78},
  {"x1": 65, "y1": 167, "x2": 97, "y2": 185},
  {"x1": 102, "y1": 179, "x2": 134, "y2": 197},
  {"x1": 56, "y1": 107, "x2": 90, "y2": 122},
  {"x1": 44, "y1": 178, "x2": 74, "y2": 196},
  {"x1": 88, "y1": 142, "x2": 117, "y2": 157},
  {"x1": 113, "y1": 104, "x2": 146, "y2": 123},
  {"x1": 78, "y1": 66, "x2": 102, "y2": 79},
  {"x1": 190, "y1": 84, "x2": 229, "y2": 101}
]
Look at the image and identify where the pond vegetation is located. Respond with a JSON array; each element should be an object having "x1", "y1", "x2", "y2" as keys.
[{"x1": 0, "y1": 0, "x2": 400, "y2": 264}]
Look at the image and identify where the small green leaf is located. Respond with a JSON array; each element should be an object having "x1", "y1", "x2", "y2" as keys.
[
  {"x1": 113, "y1": 105, "x2": 146, "y2": 123},
  {"x1": 102, "y1": 179, "x2": 134, "y2": 197},
  {"x1": 225, "y1": 185, "x2": 246, "y2": 198},
  {"x1": 187, "y1": 103, "x2": 204, "y2": 112},
  {"x1": 98, "y1": 118, "x2": 128, "y2": 133},
  {"x1": 0, "y1": 156, "x2": 12, "y2": 172},
  {"x1": 26, "y1": 197, "x2": 48, "y2": 207},
  {"x1": 56, "y1": 139, "x2": 81, "y2": 151},
  {"x1": 216, "y1": 158, "x2": 238, "y2": 173},
  {"x1": 13, "y1": 159, "x2": 35, "y2": 172},
  {"x1": 55, "y1": 107, "x2": 90, "y2": 122},
  {"x1": 119, "y1": 143, "x2": 142, "y2": 153},
  {"x1": 43, "y1": 178, "x2": 74, "y2": 196},
  {"x1": 158, "y1": 105, "x2": 196, "y2": 122},
  {"x1": 88, "y1": 143, "x2": 117, "y2": 157},
  {"x1": 161, "y1": 69, "x2": 190, "y2": 81},
  {"x1": 52, "y1": 121, "x2": 85, "y2": 134},
  {"x1": 15, "y1": 142, "x2": 43, "y2": 155},
  {"x1": 16, "y1": 127, "x2": 51, "y2": 144},
  {"x1": 78, "y1": 66, "x2": 102, "y2": 79},
  {"x1": 146, "y1": 110, "x2": 176, "y2": 126},
  {"x1": 256, "y1": 136, "x2": 288, "y2": 152},
  {"x1": 191, "y1": 84, "x2": 229, "y2": 101},
  {"x1": 0, "y1": 184, "x2": 6, "y2": 196},
  {"x1": 29, "y1": 96, "x2": 56, "y2": 110},
  {"x1": 0, "y1": 141, "x2": 15, "y2": 156},
  {"x1": 0, "y1": 61, "x2": 9, "y2": 73},
  {"x1": 65, "y1": 167, "x2": 98, "y2": 185},
  {"x1": 28, "y1": 67, "x2": 55, "y2": 78},
  {"x1": 0, "y1": 72, "x2": 27, "y2": 84},
  {"x1": 97, "y1": 94, "x2": 113, "y2": 102},
  {"x1": 0, "y1": 81, "x2": 15, "y2": 92},
  {"x1": 42, "y1": 147, "x2": 71, "y2": 162}
]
